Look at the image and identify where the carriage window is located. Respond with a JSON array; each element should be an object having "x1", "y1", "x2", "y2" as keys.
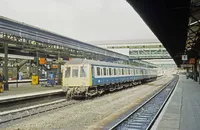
[
  {"x1": 128, "y1": 69, "x2": 130, "y2": 75},
  {"x1": 117, "y1": 68, "x2": 119, "y2": 75},
  {"x1": 136, "y1": 69, "x2": 139, "y2": 74},
  {"x1": 109, "y1": 68, "x2": 112, "y2": 75},
  {"x1": 117, "y1": 68, "x2": 120, "y2": 75},
  {"x1": 122, "y1": 69, "x2": 124, "y2": 75},
  {"x1": 106, "y1": 68, "x2": 109, "y2": 76},
  {"x1": 111, "y1": 68, "x2": 114, "y2": 75},
  {"x1": 80, "y1": 66, "x2": 87, "y2": 77},
  {"x1": 103, "y1": 68, "x2": 106, "y2": 76},
  {"x1": 125, "y1": 69, "x2": 127, "y2": 75},
  {"x1": 72, "y1": 66, "x2": 79, "y2": 77},
  {"x1": 65, "y1": 67, "x2": 71, "y2": 78},
  {"x1": 96, "y1": 67, "x2": 100, "y2": 76},
  {"x1": 100, "y1": 68, "x2": 103, "y2": 76},
  {"x1": 114, "y1": 68, "x2": 116, "y2": 75}
]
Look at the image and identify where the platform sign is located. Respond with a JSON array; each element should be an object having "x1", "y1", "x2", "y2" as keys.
[
  {"x1": 58, "y1": 58, "x2": 63, "y2": 63},
  {"x1": 39, "y1": 58, "x2": 46, "y2": 65},
  {"x1": 189, "y1": 58, "x2": 195, "y2": 64},
  {"x1": 52, "y1": 64, "x2": 58, "y2": 69},
  {"x1": 182, "y1": 55, "x2": 188, "y2": 61},
  {"x1": 181, "y1": 64, "x2": 193, "y2": 68}
]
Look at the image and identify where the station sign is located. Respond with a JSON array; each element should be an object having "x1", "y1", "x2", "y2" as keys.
[
  {"x1": 58, "y1": 58, "x2": 63, "y2": 63},
  {"x1": 52, "y1": 64, "x2": 58, "y2": 69},
  {"x1": 182, "y1": 55, "x2": 188, "y2": 61},
  {"x1": 181, "y1": 64, "x2": 193, "y2": 68},
  {"x1": 39, "y1": 58, "x2": 46, "y2": 65},
  {"x1": 189, "y1": 58, "x2": 195, "y2": 64}
]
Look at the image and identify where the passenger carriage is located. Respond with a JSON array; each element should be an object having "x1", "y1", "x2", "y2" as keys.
[{"x1": 62, "y1": 58, "x2": 157, "y2": 99}]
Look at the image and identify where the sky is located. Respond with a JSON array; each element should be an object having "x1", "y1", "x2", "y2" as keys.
[{"x1": 0, "y1": 0, "x2": 157, "y2": 43}]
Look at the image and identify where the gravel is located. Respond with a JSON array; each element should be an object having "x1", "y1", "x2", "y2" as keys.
[{"x1": 2, "y1": 75, "x2": 173, "y2": 130}]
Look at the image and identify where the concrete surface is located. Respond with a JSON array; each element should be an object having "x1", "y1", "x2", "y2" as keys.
[{"x1": 153, "y1": 75, "x2": 200, "y2": 130}]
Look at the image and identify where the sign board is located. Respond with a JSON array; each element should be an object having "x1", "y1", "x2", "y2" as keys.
[
  {"x1": 181, "y1": 64, "x2": 193, "y2": 68},
  {"x1": 39, "y1": 58, "x2": 46, "y2": 65},
  {"x1": 182, "y1": 55, "x2": 188, "y2": 61},
  {"x1": 58, "y1": 58, "x2": 63, "y2": 63},
  {"x1": 52, "y1": 64, "x2": 58, "y2": 69},
  {"x1": 189, "y1": 58, "x2": 195, "y2": 64}
]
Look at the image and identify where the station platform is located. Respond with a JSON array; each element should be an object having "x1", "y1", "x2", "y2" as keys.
[
  {"x1": 0, "y1": 83, "x2": 62, "y2": 103},
  {"x1": 8, "y1": 79, "x2": 47, "y2": 84},
  {"x1": 153, "y1": 75, "x2": 200, "y2": 130}
]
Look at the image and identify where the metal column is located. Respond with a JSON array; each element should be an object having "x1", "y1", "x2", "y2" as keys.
[
  {"x1": 36, "y1": 52, "x2": 40, "y2": 84},
  {"x1": 3, "y1": 42, "x2": 9, "y2": 90},
  {"x1": 57, "y1": 52, "x2": 62, "y2": 85},
  {"x1": 29, "y1": 60, "x2": 32, "y2": 78},
  {"x1": 36, "y1": 52, "x2": 39, "y2": 76},
  {"x1": 194, "y1": 58, "x2": 198, "y2": 82}
]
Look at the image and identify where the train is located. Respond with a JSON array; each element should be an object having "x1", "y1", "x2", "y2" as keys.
[{"x1": 62, "y1": 58, "x2": 158, "y2": 99}]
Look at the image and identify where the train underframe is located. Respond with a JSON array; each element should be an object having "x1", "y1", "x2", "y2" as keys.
[{"x1": 64, "y1": 77, "x2": 157, "y2": 100}]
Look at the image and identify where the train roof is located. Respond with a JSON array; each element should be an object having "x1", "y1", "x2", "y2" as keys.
[{"x1": 65, "y1": 58, "x2": 149, "y2": 69}]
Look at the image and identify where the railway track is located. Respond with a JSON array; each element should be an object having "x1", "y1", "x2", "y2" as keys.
[
  {"x1": 109, "y1": 75, "x2": 179, "y2": 130},
  {"x1": 0, "y1": 99, "x2": 79, "y2": 125},
  {"x1": 0, "y1": 76, "x2": 166, "y2": 127}
]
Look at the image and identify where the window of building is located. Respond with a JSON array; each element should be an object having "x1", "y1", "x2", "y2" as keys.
[{"x1": 65, "y1": 67, "x2": 71, "y2": 78}]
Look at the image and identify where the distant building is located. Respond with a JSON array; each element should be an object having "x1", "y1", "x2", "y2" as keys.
[{"x1": 89, "y1": 39, "x2": 176, "y2": 70}]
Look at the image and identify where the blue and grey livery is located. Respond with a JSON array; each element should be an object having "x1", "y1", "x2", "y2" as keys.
[{"x1": 62, "y1": 58, "x2": 157, "y2": 99}]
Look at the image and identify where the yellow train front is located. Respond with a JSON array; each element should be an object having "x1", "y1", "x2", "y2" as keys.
[
  {"x1": 62, "y1": 59, "x2": 158, "y2": 99},
  {"x1": 62, "y1": 60, "x2": 92, "y2": 99}
]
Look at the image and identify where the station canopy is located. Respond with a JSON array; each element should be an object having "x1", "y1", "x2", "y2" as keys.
[{"x1": 127, "y1": 0, "x2": 200, "y2": 67}]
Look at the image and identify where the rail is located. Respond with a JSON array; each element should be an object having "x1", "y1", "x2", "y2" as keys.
[{"x1": 109, "y1": 75, "x2": 179, "y2": 130}]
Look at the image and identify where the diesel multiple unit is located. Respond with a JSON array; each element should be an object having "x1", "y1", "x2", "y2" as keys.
[{"x1": 62, "y1": 59, "x2": 157, "y2": 99}]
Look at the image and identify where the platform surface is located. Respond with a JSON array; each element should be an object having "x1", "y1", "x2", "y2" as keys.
[
  {"x1": 8, "y1": 79, "x2": 46, "y2": 83},
  {"x1": 154, "y1": 75, "x2": 200, "y2": 130},
  {"x1": 0, "y1": 82, "x2": 62, "y2": 103}
]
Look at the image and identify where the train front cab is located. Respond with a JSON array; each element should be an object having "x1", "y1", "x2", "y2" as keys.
[{"x1": 62, "y1": 64, "x2": 92, "y2": 98}]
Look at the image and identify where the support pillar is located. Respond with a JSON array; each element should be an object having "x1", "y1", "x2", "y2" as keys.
[
  {"x1": 29, "y1": 60, "x2": 32, "y2": 78},
  {"x1": 36, "y1": 52, "x2": 40, "y2": 84},
  {"x1": 194, "y1": 58, "x2": 198, "y2": 82},
  {"x1": 57, "y1": 52, "x2": 62, "y2": 85},
  {"x1": 3, "y1": 42, "x2": 9, "y2": 90}
]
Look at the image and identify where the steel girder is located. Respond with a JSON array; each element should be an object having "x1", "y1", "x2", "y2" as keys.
[
  {"x1": 185, "y1": 1, "x2": 200, "y2": 56},
  {"x1": 0, "y1": 16, "x2": 129, "y2": 61},
  {"x1": 129, "y1": 48, "x2": 171, "y2": 59}
]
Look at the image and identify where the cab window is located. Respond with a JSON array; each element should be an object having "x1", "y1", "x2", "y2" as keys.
[
  {"x1": 72, "y1": 66, "x2": 79, "y2": 77},
  {"x1": 65, "y1": 67, "x2": 71, "y2": 78},
  {"x1": 80, "y1": 66, "x2": 87, "y2": 77}
]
